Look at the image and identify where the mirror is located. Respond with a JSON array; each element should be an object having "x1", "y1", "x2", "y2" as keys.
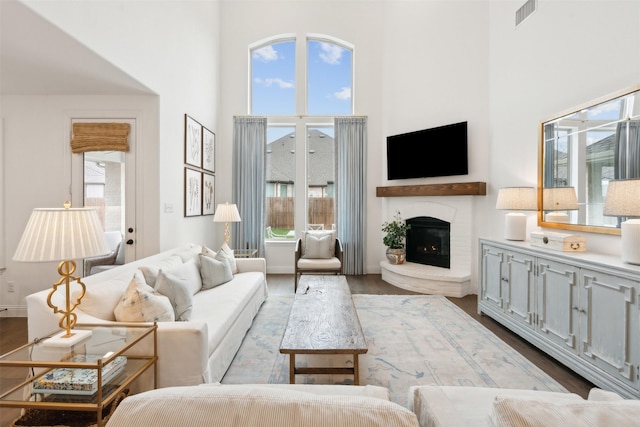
[{"x1": 539, "y1": 85, "x2": 640, "y2": 235}]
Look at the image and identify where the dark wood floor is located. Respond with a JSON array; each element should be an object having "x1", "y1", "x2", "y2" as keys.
[{"x1": 0, "y1": 274, "x2": 594, "y2": 425}]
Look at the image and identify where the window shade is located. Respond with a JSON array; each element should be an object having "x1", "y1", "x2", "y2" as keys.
[{"x1": 71, "y1": 123, "x2": 130, "y2": 153}]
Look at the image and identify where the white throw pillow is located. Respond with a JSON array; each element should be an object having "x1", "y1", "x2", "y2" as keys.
[
  {"x1": 114, "y1": 272, "x2": 174, "y2": 322},
  {"x1": 217, "y1": 242, "x2": 238, "y2": 274},
  {"x1": 201, "y1": 245, "x2": 218, "y2": 259},
  {"x1": 302, "y1": 231, "x2": 335, "y2": 259},
  {"x1": 72, "y1": 279, "x2": 130, "y2": 321},
  {"x1": 138, "y1": 255, "x2": 183, "y2": 287},
  {"x1": 200, "y1": 253, "x2": 233, "y2": 289},
  {"x1": 154, "y1": 259, "x2": 201, "y2": 321}
]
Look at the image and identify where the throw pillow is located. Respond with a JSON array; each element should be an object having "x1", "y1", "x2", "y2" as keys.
[
  {"x1": 302, "y1": 231, "x2": 335, "y2": 259},
  {"x1": 72, "y1": 278, "x2": 130, "y2": 321},
  {"x1": 154, "y1": 259, "x2": 201, "y2": 321},
  {"x1": 201, "y1": 245, "x2": 218, "y2": 259},
  {"x1": 138, "y1": 255, "x2": 183, "y2": 287},
  {"x1": 114, "y1": 272, "x2": 174, "y2": 322},
  {"x1": 199, "y1": 253, "x2": 233, "y2": 289},
  {"x1": 218, "y1": 242, "x2": 238, "y2": 274}
]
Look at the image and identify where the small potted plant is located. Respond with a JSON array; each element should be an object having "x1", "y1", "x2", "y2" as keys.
[{"x1": 381, "y1": 211, "x2": 411, "y2": 264}]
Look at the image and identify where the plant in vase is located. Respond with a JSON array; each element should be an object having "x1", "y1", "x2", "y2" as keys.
[{"x1": 382, "y1": 211, "x2": 411, "y2": 264}]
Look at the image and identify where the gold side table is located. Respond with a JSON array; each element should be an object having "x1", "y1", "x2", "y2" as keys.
[
  {"x1": 234, "y1": 249, "x2": 257, "y2": 258},
  {"x1": 0, "y1": 323, "x2": 157, "y2": 427}
]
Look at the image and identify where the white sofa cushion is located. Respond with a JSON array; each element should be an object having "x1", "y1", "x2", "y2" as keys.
[
  {"x1": 114, "y1": 272, "x2": 174, "y2": 322},
  {"x1": 155, "y1": 259, "x2": 202, "y2": 321},
  {"x1": 409, "y1": 386, "x2": 583, "y2": 427},
  {"x1": 72, "y1": 278, "x2": 130, "y2": 321},
  {"x1": 106, "y1": 384, "x2": 420, "y2": 427},
  {"x1": 200, "y1": 254, "x2": 233, "y2": 289},
  {"x1": 216, "y1": 242, "x2": 238, "y2": 274},
  {"x1": 139, "y1": 254, "x2": 184, "y2": 286},
  {"x1": 490, "y1": 396, "x2": 640, "y2": 427}
]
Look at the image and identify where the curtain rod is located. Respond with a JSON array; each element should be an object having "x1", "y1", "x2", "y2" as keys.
[{"x1": 233, "y1": 115, "x2": 368, "y2": 119}]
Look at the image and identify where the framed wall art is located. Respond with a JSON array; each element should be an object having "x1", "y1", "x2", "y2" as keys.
[
  {"x1": 202, "y1": 173, "x2": 215, "y2": 215},
  {"x1": 202, "y1": 126, "x2": 215, "y2": 173},
  {"x1": 184, "y1": 114, "x2": 202, "y2": 168},
  {"x1": 184, "y1": 167, "x2": 202, "y2": 217}
]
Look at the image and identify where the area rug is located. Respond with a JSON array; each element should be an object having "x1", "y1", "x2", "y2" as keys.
[{"x1": 222, "y1": 294, "x2": 567, "y2": 407}]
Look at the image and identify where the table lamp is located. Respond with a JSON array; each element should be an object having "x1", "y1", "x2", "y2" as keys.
[
  {"x1": 496, "y1": 187, "x2": 537, "y2": 241},
  {"x1": 543, "y1": 187, "x2": 578, "y2": 223},
  {"x1": 213, "y1": 202, "x2": 241, "y2": 245},
  {"x1": 13, "y1": 202, "x2": 110, "y2": 345},
  {"x1": 603, "y1": 179, "x2": 640, "y2": 265}
]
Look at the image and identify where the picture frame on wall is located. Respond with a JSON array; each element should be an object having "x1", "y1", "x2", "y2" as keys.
[
  {"x1": 184, "y1": 114, "x2": 202, "y2": 168},
  {"x1": 202, "y1": 173, "x2": 215, "y2": 215},
  {"x1": 202, "y1": 126, "x2": 215, "y2": 173},
  {"x1": 184, "y1": 167, "x2": 202, "y2": 217}
]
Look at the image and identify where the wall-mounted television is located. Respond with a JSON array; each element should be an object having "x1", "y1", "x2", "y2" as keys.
[{"x1": 386, "y1": 121, "x2": 468, "y2": 180}]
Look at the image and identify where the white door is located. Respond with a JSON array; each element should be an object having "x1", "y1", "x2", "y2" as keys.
[{"x1": 70, "y1": 118, "x2": 137, "y2": 266}]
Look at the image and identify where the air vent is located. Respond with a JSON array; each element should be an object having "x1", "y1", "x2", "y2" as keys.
[{"x1": 515, "y1": 0, "x2": 537, "y2": 27}]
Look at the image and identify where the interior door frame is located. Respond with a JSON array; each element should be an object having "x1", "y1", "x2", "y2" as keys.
[{"x1": 66, "y1": 114, "x2": 139, "y2": 263}]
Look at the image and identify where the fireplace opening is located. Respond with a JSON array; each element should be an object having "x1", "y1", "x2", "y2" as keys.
[{"x1": 406, "y1": 216, "x2": 450, "y2": 268}]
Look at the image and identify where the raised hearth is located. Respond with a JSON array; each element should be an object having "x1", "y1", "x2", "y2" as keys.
[{"x1": 380, "y1": 261, "x2": 470, "y2": 298}]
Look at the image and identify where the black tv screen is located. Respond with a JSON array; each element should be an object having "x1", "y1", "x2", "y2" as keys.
[{"x1": 386, "y1": 121, "x2": 468, "y2": 180}]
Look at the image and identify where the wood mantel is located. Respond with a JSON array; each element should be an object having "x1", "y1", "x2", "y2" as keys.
[{"x1": 376, "y1": 182, "x2": 486, "y2": 197}]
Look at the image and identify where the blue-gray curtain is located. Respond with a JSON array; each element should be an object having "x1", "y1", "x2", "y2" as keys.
[
  {"x1": 232, "y1": 116, "x2": 267, "y2": 257},
  {"x1": 335, "y1": 116, "x2": 367, "y2": 275}
]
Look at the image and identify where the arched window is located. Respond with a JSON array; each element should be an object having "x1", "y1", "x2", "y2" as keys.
[{"x1": 250, "y1": 35, "x2": 353, "y2": 240}]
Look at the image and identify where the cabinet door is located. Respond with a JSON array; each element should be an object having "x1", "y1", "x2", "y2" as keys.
[
  {"x1": 503, "y1": 250, "x2": 536, "y2": 328},
  {"x1": 579, "y1": 269, "x2": 639, "y2": 389},
  {"x1": 480, "y1": 244, "x2": 505, "y2": 309},
  {"x1": 537, "y1": 258, "x2": 579, "y2": 352}
]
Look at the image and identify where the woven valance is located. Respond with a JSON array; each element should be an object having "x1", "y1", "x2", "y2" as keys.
[{"x1": 71, "y1": 123, "x2": 130, "y2": 153}]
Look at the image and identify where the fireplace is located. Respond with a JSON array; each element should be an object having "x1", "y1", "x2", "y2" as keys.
[{"x1": 406, "y1": 216, "x2": 450, "y2": 269}]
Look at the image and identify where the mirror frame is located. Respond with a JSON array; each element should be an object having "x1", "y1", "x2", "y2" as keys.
[{"x1": 537, "y1": 84, "x2": 640, "y2": 236}]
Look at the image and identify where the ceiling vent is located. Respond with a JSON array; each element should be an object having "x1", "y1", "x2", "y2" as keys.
[{"x1": 515, "y1": 0, "x2": 537, "y2": 27}]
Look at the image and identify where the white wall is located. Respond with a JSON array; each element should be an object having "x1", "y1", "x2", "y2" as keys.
[
  {"x1": 218, "y1": 1, "x2": 491, "y2": 276},
  {"x1": 21, "y1": 0, "x2": 222, "y2": 251},
  {"x1": 1, "y1": 1, "x2": 221, "y2": 315},
  {"x1": 488, "y1": 0, "x2": 640, "y2": 254}
]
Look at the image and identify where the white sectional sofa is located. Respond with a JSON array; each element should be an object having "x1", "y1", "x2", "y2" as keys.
[
  {"x1": 106, "y1": 384, "x2": 420, "y2": 427},
  {"x1": 408, "y1": 385, "x2": 639, "y2": 427},
  {"x1": 26, "y1": 243, "x2": 268, "y2": 390}
]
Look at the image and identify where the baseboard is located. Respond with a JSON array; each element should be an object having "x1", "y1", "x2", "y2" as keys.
[{"x1": 0, "y1": 305, "x2": 27, "y2": 317}]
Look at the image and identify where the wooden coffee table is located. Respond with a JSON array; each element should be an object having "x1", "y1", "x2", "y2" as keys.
[{"x1": 279, "y1": 275, "x2": 368, "y2": 385}]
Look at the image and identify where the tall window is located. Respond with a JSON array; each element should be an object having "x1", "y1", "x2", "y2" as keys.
[{"x1": 251, "y1": 35, "x2": 353, "y2": 240}]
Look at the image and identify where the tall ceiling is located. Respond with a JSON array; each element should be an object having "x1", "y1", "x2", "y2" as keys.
[{"x1": 0, "y1": 0, "x2": 154, "y2": 95}]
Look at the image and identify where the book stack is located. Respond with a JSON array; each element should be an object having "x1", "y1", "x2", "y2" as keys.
[{"x1": 33, "y1": 354, "x2": 127, "y2": 395}]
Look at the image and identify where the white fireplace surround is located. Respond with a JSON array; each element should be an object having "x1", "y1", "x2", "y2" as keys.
[{"x1": 380, "y1": 200, "x2": 472, "y2": 297}]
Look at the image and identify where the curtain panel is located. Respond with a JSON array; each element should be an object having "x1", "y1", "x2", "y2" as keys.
[
  {"x1": 335, "y1": 116, "x2": 367, "y2": 275},
  {"x1": 614, "y1": 120, "x2": 640, "y2": 179},
  {"x1": 232, "y1": 117, "x2": 267, "y2": 257},
  {"x1": 70, "y1": 122, "x2": 130, "y2": 153}
]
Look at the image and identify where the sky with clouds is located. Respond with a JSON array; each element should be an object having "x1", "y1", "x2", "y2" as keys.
[{"x1": 252, "y1": 39, "x2": 352, "y2": 116}]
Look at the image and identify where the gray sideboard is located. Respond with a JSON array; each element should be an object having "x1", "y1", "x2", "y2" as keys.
[{"x1": 478, "y1": 237, "x2": 640, "y2": 398}]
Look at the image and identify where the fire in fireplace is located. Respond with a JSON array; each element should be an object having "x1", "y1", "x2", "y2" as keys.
[{"x1": 406, "y1": 216, "x2": 450, "y2": 268}]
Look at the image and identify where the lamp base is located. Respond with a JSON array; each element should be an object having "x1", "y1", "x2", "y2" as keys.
[
  {"x1": 622, "y1": 219, "x2": 640, "y2": 265},
  {"x1": 505, "y1": 212, "x2": 527, "y2": 241},
  {"x1": 45, "y1": 329, "x2": 93, "y2": 347}
]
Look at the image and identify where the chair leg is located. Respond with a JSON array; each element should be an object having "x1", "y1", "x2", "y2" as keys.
[{"x1": 294, "y1": 273, "x2": 298, "y2": 293}]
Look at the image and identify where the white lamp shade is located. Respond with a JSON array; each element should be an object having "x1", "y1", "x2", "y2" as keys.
[
  {"x1": 543, "y1": 187, "x2": 578, "y2": 211},
  {"x1": 13, "y1": 208, "x2": 110, "y2": 262},
  {"x1": 604, "y1": 179, "x2": 640, "y2": 217},
  {"x1": 213, "y1": 203, "x2": 241, "y2": 223},
  {"x1": 496, "y1": 187, "x2": 537, "y2": 211}
]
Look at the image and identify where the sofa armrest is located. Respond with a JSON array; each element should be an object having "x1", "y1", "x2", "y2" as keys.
[
  {"x1": 235, "y1": 257, "x2": 266, "y2": 275},
  {"x1": 153, "y1": 322, "x2": 209, "y2": 388}
]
